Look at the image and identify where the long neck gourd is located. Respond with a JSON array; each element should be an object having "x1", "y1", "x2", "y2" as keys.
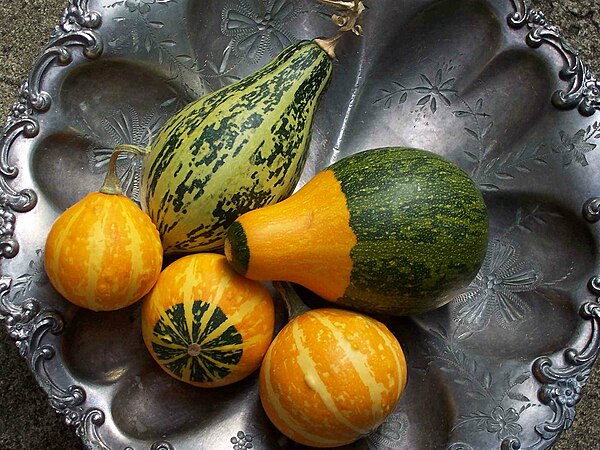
[{"x1": 140, "y1": 1, "x2": 365, "y2": 254}]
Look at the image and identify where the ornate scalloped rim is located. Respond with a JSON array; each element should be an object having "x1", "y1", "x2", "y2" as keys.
[
  {"x1": 0, "y1": 1, "x2": 599, "y2": 450},
  {"x1": 496, "y1": 294, "x2": 600, "y2": 450},
  {"x1": 0, "y1": 0, "x2": 103, "y2": 260},
  {"x1": 504, "y1": 4, "x2": 600, "y2": 448},
  {"x1": 508, "y1": 0, "x2": 600, "y2": 117},
  {"x1": 0, "y1": 2, "x2": 117, "y2": 449}
]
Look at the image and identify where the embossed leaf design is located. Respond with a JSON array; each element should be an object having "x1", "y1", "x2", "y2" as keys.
[
  {"x1": 106, "y1": 0, "x2": 177, "y2": 14},
  {"x1": 375, "y1": 57, "x2": 599, "y2": 194},
  {"x1": 361, "y1": 412, "x2": 408, "y2": 449},
  {"x1": 374, "y1": 61, "x2": 456, "y2": 115},
  {"x1": 426, "y1": 327, "x2": 496, "y2": 403},
  {"x1": 451, "y1": 239, "x2": 541, "y2": 331},
  {"x1": 554, "y1": 128, "x2": 597, "y2": 167},
  {"x1": 473, "y1": 144, "x2": 551, "y2": 187},
  {"x1": 107, "y1": 1, "x2": 206, "y2": 101},
  {"x1": 222, "y1": 0, "x2": 300, "y2": 63},
  {"x1": 85, "y1": 105, "x2": 167, "y2": 201},
  {"x1": 11, "y1": 249, "x2": 48, "y2": 299},
  {"x1": 425, "y1": 325, "x2": 538, "y2": 443},
  {"x1": 203, "y1": 44, "x2": 243, "y2": 89}
]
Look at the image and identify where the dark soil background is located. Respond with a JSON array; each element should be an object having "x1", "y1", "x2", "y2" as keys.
[{"x1": 0, "y1": 1, "x2": 598, "y2": 449}]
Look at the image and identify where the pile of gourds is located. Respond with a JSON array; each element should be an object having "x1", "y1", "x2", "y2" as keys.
[{"x1": 43, "y1": 1, "x2": 488, "y2": 447}]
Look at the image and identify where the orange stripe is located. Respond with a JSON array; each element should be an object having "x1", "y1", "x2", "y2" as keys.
[
  {"x1": 118, "y1": 198, "x2": 142, "y2": 307},
  {"x1": 258, "y1": 309, "x2": 406, "y2": 447},
  {"x1": 260, "y1": 343, "x2": 346, "y2": 447},
  {"x1": 292, "y1": 316, "x2": 366, "y2": 434},
  {"x1": 308, "y1": 311, "x2": 388, "y2": 422},
  {"x1": 45, "y1": 196, "x2": 89, "y2": 300}
]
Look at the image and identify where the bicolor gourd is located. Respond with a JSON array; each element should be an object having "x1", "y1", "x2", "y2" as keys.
[
  {"x1": 225, "y1": 147, "x2": 489, "y2": 316},
  {"x1": 141, "y1": 253, "x2": 275, "y2": 387}
]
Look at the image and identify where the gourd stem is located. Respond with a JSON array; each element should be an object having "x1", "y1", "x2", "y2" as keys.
[
  {"x1": 315, "y1": 0, "x2": 365, "y2": 59},
  {"x1": 99, "y1": 144, "x2": 148, "y2": 195},
  {"x1": 273, "y1": 281, "x2": 310, "y2": 320},
  {"x1": 314, "y1": 33, "x2": 345, "y2": 59}
]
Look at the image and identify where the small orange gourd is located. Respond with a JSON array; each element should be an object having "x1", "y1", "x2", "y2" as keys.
[
  {"x1": 141, "y1": 253, "x2": 275, "y2": 388},
  {"x1": 259, "y1": 284, "x2": 407, "y2": 448},
  {"x1": 44, "y1": 145, "x2": 163, "y2": 311}
]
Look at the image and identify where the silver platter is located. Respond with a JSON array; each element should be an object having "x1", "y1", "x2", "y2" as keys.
[{"x1": 1, "y1": 0, "x2": 600, "y2": 449}]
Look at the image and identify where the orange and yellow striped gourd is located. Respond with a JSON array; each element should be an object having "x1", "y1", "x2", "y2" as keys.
[
  {"x1": 259, "y1": 307, "x2": 407, "y2": 447},
  {"x1": 141, "y1": 253, "x2": 275, "y2": 388},
  {"x1": 44, "y1": 145, "x2": 163, "y2": 311}
]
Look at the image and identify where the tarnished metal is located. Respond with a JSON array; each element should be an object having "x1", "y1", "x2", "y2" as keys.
[{"x1": 1, "y1": 0, "x2": 600, "y2": 449}]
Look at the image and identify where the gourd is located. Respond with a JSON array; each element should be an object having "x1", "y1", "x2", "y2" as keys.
[
  {"x1": 259, "y1": 283, "x2": 407, "y2": 448},
  {"x1": 225, "y1": 147, "x2": 489, "y2": 316},
  {"x1": 44, "y1": 145, "x2": 163, "y2": 312},
  {"x1": 141, "y1": 253, "x2": 275, "y2": 388},
  {"x1": 140, "y1": 1, "x2": 365, "y2": 254}
]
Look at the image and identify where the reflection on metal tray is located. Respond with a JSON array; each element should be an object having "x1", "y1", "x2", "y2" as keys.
[{"x1": 1, "y1": 0, "x2": 600, "y2": 448}]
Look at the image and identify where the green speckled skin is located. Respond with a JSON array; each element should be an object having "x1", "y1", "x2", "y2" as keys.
[
  {"x1": 332, "y1": 147, "x2": 489, "y2": 316},
  {"x1": 151, "y1": 301, "x2": 243, "y2": 384},
  {"x1": 141, "y1": 41, "x2": 332, "y2": 254}
]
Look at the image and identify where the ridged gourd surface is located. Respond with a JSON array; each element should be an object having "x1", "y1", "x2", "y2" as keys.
[
  {"x1": 44, "y1": 192, "x2": 163, "y2": 311},
  {"x1": 141, "y1": 254, "x2": 275, "y2": 387},
  {"x1": 260, "y1": 308, "x2": 407, "y2": 448},
  {"x1": 141, "y1": 41, "x2": 332, "y2": 254}
]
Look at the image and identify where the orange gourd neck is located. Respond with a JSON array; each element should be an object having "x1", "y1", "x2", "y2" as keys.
[{"x1": 99, "y1": 144, "x2": 148, "y2": 195}]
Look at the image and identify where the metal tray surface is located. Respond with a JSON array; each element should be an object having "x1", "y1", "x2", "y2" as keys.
[{"x1": 1, "y1": 0, "x2": 600, "y2": 448}]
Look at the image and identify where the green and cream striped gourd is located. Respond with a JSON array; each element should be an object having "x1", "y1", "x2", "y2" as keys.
[{"x1": 140, "y1": 40, "x2": 333, "y2": 254}]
